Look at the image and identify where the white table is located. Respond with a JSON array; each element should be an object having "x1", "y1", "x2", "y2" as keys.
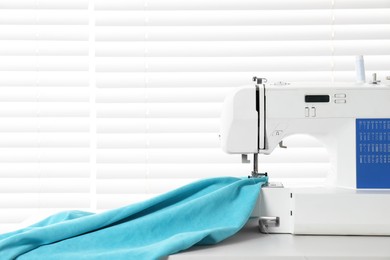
[{"x1": 167, "y1": 219, "x2": 390, "y2": 260}]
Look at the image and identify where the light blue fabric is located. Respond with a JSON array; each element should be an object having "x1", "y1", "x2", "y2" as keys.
[{"x1": 0, "y1": 176, "x2": 267, "y2": 260}]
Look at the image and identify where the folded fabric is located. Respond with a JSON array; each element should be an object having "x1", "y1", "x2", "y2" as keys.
[{"x1": 0, "y1": 176, "x2": 267, "y2": 260}]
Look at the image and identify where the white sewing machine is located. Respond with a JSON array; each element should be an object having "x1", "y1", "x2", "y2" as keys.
[{"x1": 220, "y1": 77, "x2": 390, "y2": 235}]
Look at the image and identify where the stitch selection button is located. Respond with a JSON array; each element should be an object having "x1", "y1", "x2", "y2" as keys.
[{"x1": 334, "y1": 93, "x2": 346, "y2": 98}]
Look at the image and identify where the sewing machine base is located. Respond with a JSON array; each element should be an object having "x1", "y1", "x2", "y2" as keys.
[{"x1": 252, "y1": 185, "x2": 390, "y2": 235}]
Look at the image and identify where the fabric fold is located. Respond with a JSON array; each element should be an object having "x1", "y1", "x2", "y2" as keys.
[{"x1": 0, "y1": 176, "x2": 267, "y2": 260}]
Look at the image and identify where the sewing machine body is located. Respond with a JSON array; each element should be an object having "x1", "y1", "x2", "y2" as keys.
[
  {"x1": 220, "y1": 81, "x2": 390, "y2": 235},
  {"x1": 253, "y1": 186, "x2": 390, "y2": 235}
]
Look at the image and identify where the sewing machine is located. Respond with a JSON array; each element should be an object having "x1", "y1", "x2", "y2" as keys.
[{"x1": 220, "y1": 77, "x2": 390, "y2": 235}]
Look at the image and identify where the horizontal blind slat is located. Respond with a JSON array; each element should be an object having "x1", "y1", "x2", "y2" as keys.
[
  {"x1": 96, "y1": 41, "x2": 333, "y2": 57},
  {"x1": 96, "y1": 163, "x2": 328, "y2": 179},
  {"x1": 0, "y1": 10, "x2": 88, "y2": 25},
  {"x1": 0, "y1": 41, "x2": 88, "y2": 56},
  {"x1": 334, "y1": 9, "x2": 390, "y2": 24},
  {"x1": 97, "y1": 148, "x2": 329, "y2": 164},
  {"x1": 96, "y1": 56, "x2": 334, "y2": 72},
  {"x1": 95, "y1": 56, "x2": 390, "y2": 72},
  {"x1": 96, "y1": 72, "x2": 255, "y2": 88},
  {"x1": 0, "y1": 0, "x2": 88, "y2": 9},
  {"x1": 333, "y1": 55, "x2": 390, "y2": 70},
  {"x1": 97, "y1": 133, "x2": 219, "y2": 149},
  {"x1": 0, "y1": 56, "x2": 88, "y2": 71},
  {"x1": 334, "y1": 0, "x2": 390, "y2": 9},
  {"x1": 95, "y1": 40, "x2": 390, "y2": 57},
  {"x1": 96, "y1": 87, "x2": 230, "y2": 103},
  {"x1": 0, "y1": 163, "x2": 90, "y2": 178},
  {"x1": 0, "y1": 87, "x2": 89, "y2": 102},
  {"x1": 96, "y1": 103, "x2": 221, "y2": 118},
  {"x1": 95, "y1": 0, "x2": 333, "y2": 10},
  {"x1": 96, "y1": 9, "x2": 390, "y2": 27},
  {"x1": 95, "y1": 0, "x2": 390, "y2": 10},
  {"x1": 0, "y1": 118, "x2": 89, "y2": 132},
  {"x1": 0, "y1": 133, "x2": 90, "y2": 147},
  {"x1": 333, "y1": 40, "x2": 390, "y2": 55},
  {"x1": 97, "y1": 118, "x2": 219, "y2": 133},
  {"x1": 0, "y1": 72, "x2": 89, "y2": 86},
  {"x1": 0, "y1": 103, "x2": 89, "y2": 117},
  {"x1": 96, "y1": 25, "x2": 390, "y2": 41},
  {"x1": 96, "y1": 10, "x2": 333, "y2": 26},
  {"x1": 0, "y1": 148, "x2": 90, "y2": 162},
  {"x1": 334, "y1": 24, "x2": 390, "y2": 40},
  {"x1": 0, "y1": 25, "x2": 89, "y2": 41},
  {"x1": 0, "y1": 179, "x2": 90, "y2": 193},
  {"x1": 96, "y1": 25, "x2": 333, "y2": 41}
]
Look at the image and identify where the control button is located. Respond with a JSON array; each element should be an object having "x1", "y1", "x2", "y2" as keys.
[
  {"x1": 334, "y1": 99, "x2": 346, "y2": 104},
  {"x1": 311, "y1": 107, "x2": 316, "y2": 117},
  {"x1": 305, "y1": 107, "x2": 309, "y2": 117},
  {"x1": 334, "y1": 93, "x2": 346, "y2": 98}
]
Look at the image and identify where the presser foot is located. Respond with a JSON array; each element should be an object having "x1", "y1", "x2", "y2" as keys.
[{"x1": 249, "y1": 171, "x2": 268, "y2": 179}]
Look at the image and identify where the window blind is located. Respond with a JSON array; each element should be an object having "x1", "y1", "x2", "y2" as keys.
[
  {"x1": 0, "y1": 0, "x2": 389, "y2": 232},
  {"x1": 0, "y1": 0, "x2": 90, "y2": 232}
]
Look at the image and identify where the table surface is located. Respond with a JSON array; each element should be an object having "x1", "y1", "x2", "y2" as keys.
[{"x1": 167, "y1": 219, "x2": 390, "y2": 260}]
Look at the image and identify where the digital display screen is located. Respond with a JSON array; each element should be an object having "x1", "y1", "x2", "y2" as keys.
[{"x1": 305, "y1": 95, "x2": 330, "y2": 103}]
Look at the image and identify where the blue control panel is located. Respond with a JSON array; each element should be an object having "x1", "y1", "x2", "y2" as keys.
[{"x1": 356, "y1": 119, "x2": 390, "y2": 189}]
